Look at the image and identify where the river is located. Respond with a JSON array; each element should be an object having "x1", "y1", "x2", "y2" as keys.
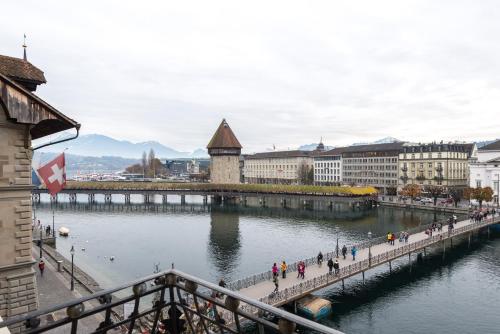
[{"x1": 34, "y1": 194, "x2": 500, "y2": 334}]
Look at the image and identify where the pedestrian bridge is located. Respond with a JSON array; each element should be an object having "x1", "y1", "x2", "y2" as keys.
[{"x1": 229, "y1": 214, "x2": 500, "y2": 313}]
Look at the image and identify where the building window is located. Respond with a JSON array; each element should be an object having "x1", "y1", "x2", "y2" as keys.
[{"x1": 476, "y1": 180, "x2": 482, "y2": 188}]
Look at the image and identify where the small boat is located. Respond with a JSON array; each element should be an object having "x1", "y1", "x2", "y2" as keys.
[
  {"x1": 58, "y1": 227, "x2": 70, "y2": 237},
  {"x1": 296, "y1": 295, "x2": 332, "y2": 320}
]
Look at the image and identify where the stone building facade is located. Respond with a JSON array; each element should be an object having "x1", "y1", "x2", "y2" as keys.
[
  {"x1": 342, "y1": 143, "x2": 403, "y2": 194},
  {"x1": 0, "y1": 53, "x2": 79, "y2": 332},
  {"x1": 398, "y1": 142, "x2": 473, "y2": 190},
  {"x1": 207, "y1": 119, "x2": 242, "y2": 184},
  {"x1": 469, "y1": 140, "x2": 500, "y2": 205},
  {"x1": 244, "y1": 150, "x2": 314, "y2": 185}
]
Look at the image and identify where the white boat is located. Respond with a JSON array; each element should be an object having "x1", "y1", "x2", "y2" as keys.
[{"x1": 58, "y1": 227, "x2": 70, "y2": 237}]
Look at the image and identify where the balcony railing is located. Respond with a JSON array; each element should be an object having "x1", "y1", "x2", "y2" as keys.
[{"x1": 0, "y1": 269, "x2": 343, "y2": 334}]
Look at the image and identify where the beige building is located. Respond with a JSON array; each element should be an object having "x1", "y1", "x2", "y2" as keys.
[
  {"x1": 244, "y1": 150, "x2": 314, "y2": 185},
  {"x1": 398, "y1": 142, "x2": 474, "y2": 189},
  {"x1": 0, "y1": 52, "x2": 79, "y2": 331},
  {"x1": 207, "y1": 119, "x2": 242, "y2": 184}
]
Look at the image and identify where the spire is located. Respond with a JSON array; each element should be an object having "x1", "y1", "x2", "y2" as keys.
[{"x1": 22, "y1": 34, "x2": 27, "y2": 61}]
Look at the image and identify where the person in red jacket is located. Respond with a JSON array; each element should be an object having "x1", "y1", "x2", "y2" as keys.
[{"x1": 38, "y1": 259, "x2": 45, "y2": 277}]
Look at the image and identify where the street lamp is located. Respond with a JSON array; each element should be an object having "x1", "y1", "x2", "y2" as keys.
[
  {"x1": 52, "y1": 210, "x2": 55, "y2": 237},
  {"x1": 39, "y1": 227, "x2": 43, "y2": 259},
  {"x1": 70, "y1": 246, "x2": 75, "y2": 291},
  {"x1": 335, "y1": 229, "x2": 339, "y2": 258},
  {"x1": 368, "y1": 231, "x2": 373, "y2": 267}
]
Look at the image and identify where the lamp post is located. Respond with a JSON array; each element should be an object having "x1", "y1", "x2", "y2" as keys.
[
  {"x1": 70, "y1": 246, "x2": 75, "y2": 291},
  {"x1": 39, "y1": 227, "x2": 43, "y2": 259},
  {"x1": 368, "y1": 231, "x2": 373, "y2": 267},
  {"x1": 335, "y1": 229, "x2": 339, "y2": 258},
  {"x1": 52, "y1": 210, "x2": 55, "y2": 237}
]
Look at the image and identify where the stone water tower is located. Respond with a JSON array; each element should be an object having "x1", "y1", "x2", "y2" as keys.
[{"x1": 207, "y1": 119, "x2": 242, "y2": 184}]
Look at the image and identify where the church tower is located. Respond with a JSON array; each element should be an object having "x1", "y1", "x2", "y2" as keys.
[{"x1": 207, "y1": 119, "x2": 242, "y2": 184}]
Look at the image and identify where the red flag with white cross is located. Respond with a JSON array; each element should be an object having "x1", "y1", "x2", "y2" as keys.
[{"x1": 37, "y1": 153, "x2": 66, "y2": 196}]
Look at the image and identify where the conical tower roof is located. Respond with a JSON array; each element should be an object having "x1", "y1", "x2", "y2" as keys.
[{"x1": 207, "y1": 119, "x2": 242, "y2": 149}]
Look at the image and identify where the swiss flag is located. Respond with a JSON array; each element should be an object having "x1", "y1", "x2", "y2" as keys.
[{"x1": 37, "y1": 153, "x2": 66, "y2": 196}]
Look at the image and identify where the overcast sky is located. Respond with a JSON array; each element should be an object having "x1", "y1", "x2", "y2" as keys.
[{"x1": 2, "y1": 0, "x2": 500, "y2": 153}]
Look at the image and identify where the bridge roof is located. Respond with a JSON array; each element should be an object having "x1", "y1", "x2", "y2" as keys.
[{"x1": 207, "y1": 119, "x2": 242, "y2": 149}]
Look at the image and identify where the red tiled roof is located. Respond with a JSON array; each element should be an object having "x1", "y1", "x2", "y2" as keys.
[
  {"x1": 207, "y1": 119, "x2": 242, "y2": 149},
  {"x1": 0, "y1": 54, "x2": 46, "y2": 84}
]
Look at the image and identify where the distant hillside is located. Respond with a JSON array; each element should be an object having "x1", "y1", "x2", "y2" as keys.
[
  {"x1": 33, "y1": 152, "x2": 139, "y2": 178},
  {"x1": 37, "y1": 134, "x2": 208, "y2": 159}
]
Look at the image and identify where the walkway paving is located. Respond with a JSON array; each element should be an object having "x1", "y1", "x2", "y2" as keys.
[
  {"x1": 235, "y1": 214, "x2": 499, "y2": 303},
  {"x1": 33, "y1": 248, "x2": 120, "y2": 334}
]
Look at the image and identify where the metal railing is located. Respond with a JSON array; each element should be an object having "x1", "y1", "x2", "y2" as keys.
[
  {"x1": 227, "y1": 215, "x2": 466, "y2": 291},
  {"x1": 258, "y1": 215, "x2": 500, "y2": 306},
  {"x1": 0, "y1": 269, "x2": 343, "y2": 334}
]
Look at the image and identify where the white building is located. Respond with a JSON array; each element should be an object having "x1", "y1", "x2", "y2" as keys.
[
  {"x1": 469, "y1": 140, "x2": 500, "y2": 205},
  {"x1": 314, "y1": 147, "x2": 344, "y2": 185},
  {"x1": 244, "y1": 150, "x2": 314, "y2": 185}
]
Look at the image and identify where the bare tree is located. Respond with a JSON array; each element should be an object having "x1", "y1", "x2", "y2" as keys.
[{"x1": 424, "y1": 185, "x2": 443, "y2": 205}]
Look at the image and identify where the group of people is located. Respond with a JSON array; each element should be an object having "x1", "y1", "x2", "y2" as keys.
[
  {"x1": 470, "y1": 209, "x2": 496, "y2": 223},
  {"x1": 386, "y1": 231, "x2": 409, "y2": 245}
]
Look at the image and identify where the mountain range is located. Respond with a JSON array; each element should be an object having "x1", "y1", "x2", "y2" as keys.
[{"x1": 38, "y1": 134, "x2": 208, "y2": 159}]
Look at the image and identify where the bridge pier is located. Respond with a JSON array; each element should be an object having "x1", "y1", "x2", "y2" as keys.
[
  {"x1": 105, "y1": 194, "x2": 112, "y2": 204},
  {"x1": 423, "y1": 247, "x2": 426, "y2": 257},
  {"x1": 409, "y1": 253, "x2": 412, "y2": 273},
  {"x1": 362, "y1": 271, "x2": 365, "y2": 284},
  {"x1": 242, "y1": 196, "x2": 247, "y2": 207},
  {"x1": 442, "y1": 240, "x2": 446, "y2": 260},
  {"x1": 50, "y1": 194, "x2": 58, "y2": 205},
  {"x1": 202, "y1": 195, "x2": 207, "y2": 205},
  {"x1": 389, "y1": 261, "x2": 392, "y2": 273},
  {"x1": 260, "y1": 197, "x2": 266, "y2": 207},
  {"x1": 468, "y1": 232, "x2": 471, "y2": 248},
  {"x1": 281, "y1": 198, "x2": 287, "y2": 208},
  {"x1": 88, "y1": 193, "x2": 95, "y2": 205},
  {"x1": 181, "y1": 195, "x2": 186, "y2": 205},
  {"x1": 162, "y1": 195, "x2": 168, "y2": 205},
  {"x1": 342, "y1": 279, "x2": 345, "y2": 291},
  {"x1": 32, "y1": 193, "x2": 41, "y2": 205},
  {"x1": 488, "y1": 226, "x2": 490, "y2": 239},
  {"x1": 212, "y1": 195, "x2": 222, "y2": 205},
  {"x1": 69, "y1": 193, "x2": 77, "y2": 204},
  {"x1": 124, "y1": 194, "x2": 131, "y2": 205}
]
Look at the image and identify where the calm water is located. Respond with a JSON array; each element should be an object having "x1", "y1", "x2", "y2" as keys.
[{"x1": 35, "y1": 195, "x2": 500, "y2": 334}]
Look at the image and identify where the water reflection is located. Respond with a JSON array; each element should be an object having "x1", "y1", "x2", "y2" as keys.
[{"x1": 208, "y1": 211, "x2": 241, "y2": 278}]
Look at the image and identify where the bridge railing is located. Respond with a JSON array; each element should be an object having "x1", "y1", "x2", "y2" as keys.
[
  {"x1": 0, "y1": 269, "x2": 343, "y2": 334},
  {"x1": 258, "y1": 215, "x2": 499, "y2": 306},
  {"x1": 227, "y1": 214, "x2": 464, "y2": 292}
]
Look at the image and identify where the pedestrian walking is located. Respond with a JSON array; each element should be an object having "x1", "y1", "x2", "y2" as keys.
[
  {"x1": 273, "y1": 275, "x2": 279, "y2": 293},
  {"x1": 404, "y1": 232, "x2": 409, "y2": 243},
  {"x1": 281, "y1": 261, "x2": 287, "y2": 279},
  {"x1": 217, "y1": 278, "x2": 226, "y2": 298},
  {"x1": 272, "y1": 263, "x2": 278, "y2": 279},
  {"x1": 351, "y1": 246, "x2": 357, "y2": 261},
  {"x1": 341, "y1": 245, "x2": 347, "y2": 259},
  {"x1": 327, "y1": 258, "x2": 334, "y2": 274},
  {"x1": 317, "y1": 251, "x2": 323, "y2": 266},
  {"x1": 298, "y1": 261, "x2": 305, "y2": 279},
  {"x1": 333, "y1": 260, "x2": 340, "y2": 275},
  {"x1": 38, "y1": 259, "x2": 45, "y2": 277},
  {"x1": 387, "y1": 232, "x2": 392, "y2": 244}
]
